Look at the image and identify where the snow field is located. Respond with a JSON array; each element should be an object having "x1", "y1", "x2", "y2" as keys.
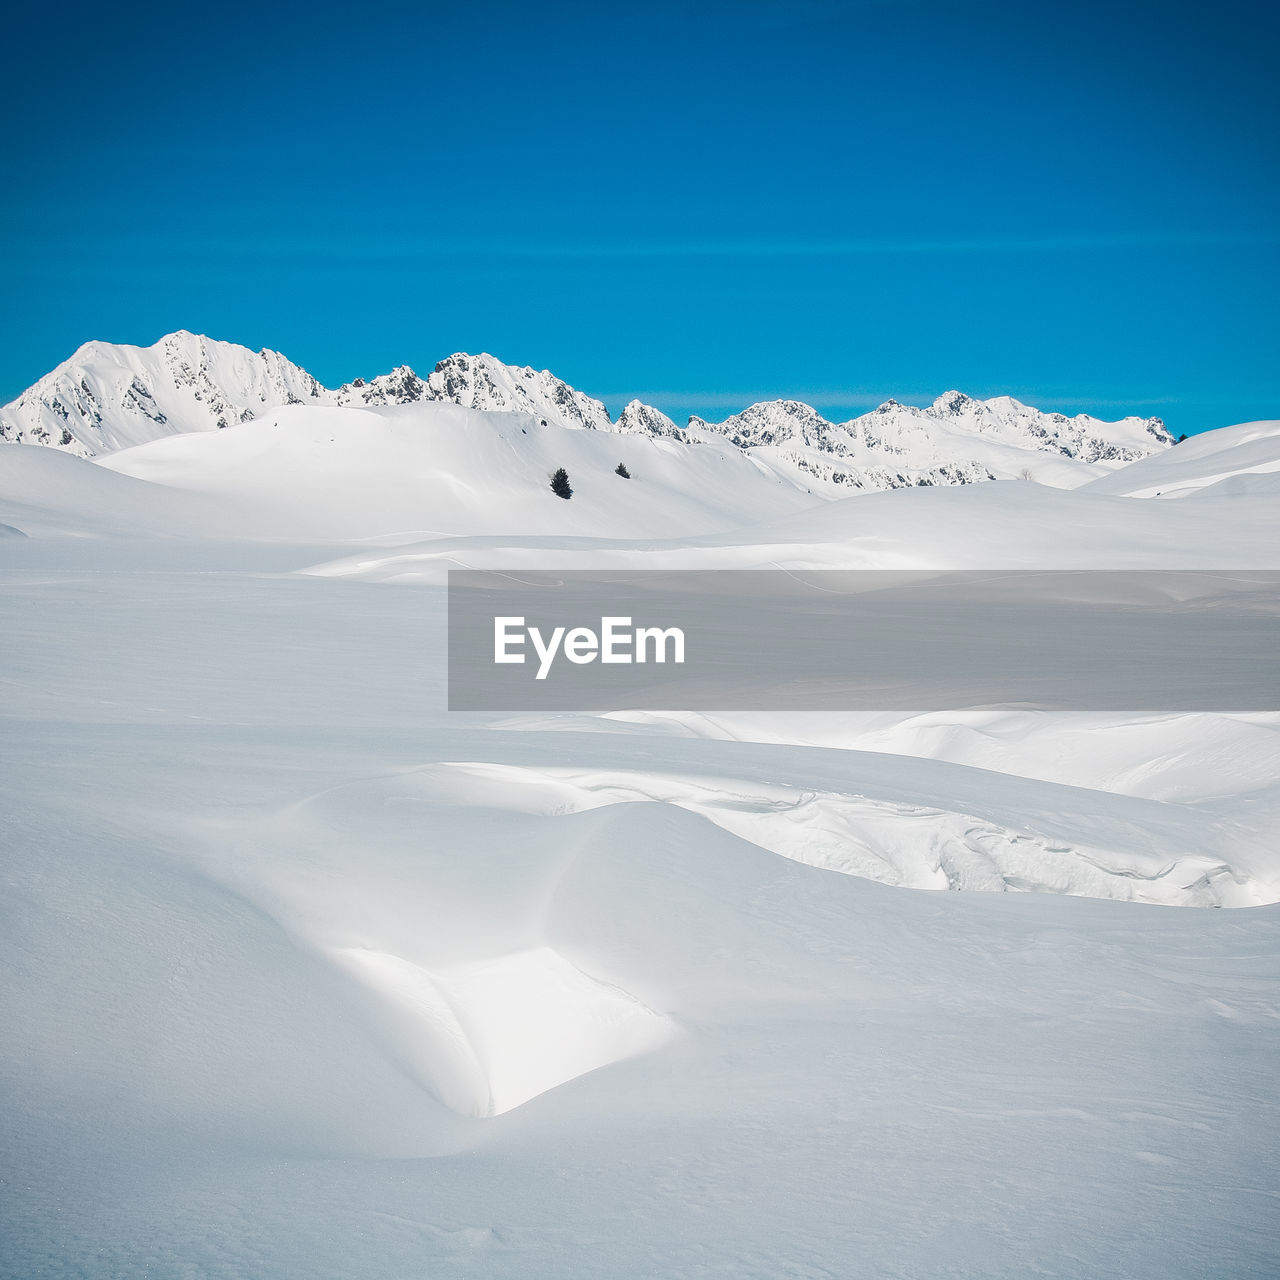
[{"x1": 2, "y1": 409, "x2": 1279, "y2": 1277}]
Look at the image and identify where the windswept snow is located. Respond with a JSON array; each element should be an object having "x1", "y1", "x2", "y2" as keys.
[{"x1": 402, "y1": 760, "x2": 1280, "y2": 906}]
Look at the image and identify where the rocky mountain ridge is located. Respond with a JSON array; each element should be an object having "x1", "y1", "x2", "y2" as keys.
[{"x1": 0, "y1": 332, "x2": 1173, "y2": 492}]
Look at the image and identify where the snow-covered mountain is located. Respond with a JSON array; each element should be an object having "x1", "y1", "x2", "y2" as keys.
[
  {"x1": 689, "y1": 391, "x2": 1173, "y2": 493},
  {"x1": 0, "y1": 332, "x2": 327, "y2": 457},
  {"x1": 331, "y1": 353, "x2": 616, "y2": 431},
  {"x1": 0, "y1": 332, "x2": 1172, "y2": 492},
  {"x1": 615, "y1": 399, "x2": 684, "y2": 439},
  {"x1": 419, "y1": 352, "x2": 614, "y2": 431},
  {"x1": 0, "y1": 337, "x2": 619, "y2": 457},
  {"x1": 332, "y1": 364, "x2": 431, "y2": 408}
]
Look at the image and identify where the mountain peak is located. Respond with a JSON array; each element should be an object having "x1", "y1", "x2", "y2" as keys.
[
  {"x1": 0, "y1": 332, "x2": 326, "y2": 454},
  {"x1": 424, "y1": 353, "x2": 612, "y2": 431},
  {"x1": 694, "y1": 399, "x2": 833, "y2": 449},
  {"x1": 931, "y1": 390, "x2": 975, "y2": 416},
  {"x1": 616, "y1": 401, "x2": 684, "y2": 440},
  {"x1": 334, "y1": 365, "x2": 426, "y2": 406}
]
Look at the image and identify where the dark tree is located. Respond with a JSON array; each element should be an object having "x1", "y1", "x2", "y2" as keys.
[
  {"x1": 550, "y1": 467, "x2": 573, "y2": 499},
  {"x1": 615, "y1": 462, "x2": 631, "y2": 479}
]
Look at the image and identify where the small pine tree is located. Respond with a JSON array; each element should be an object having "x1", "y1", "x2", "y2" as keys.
[
  {"x1": 615, "y1": 462, "x2": 631, "y2": 479},
  {"x1": 550, "y1": 467, "x2": 573, "y2": 499}
]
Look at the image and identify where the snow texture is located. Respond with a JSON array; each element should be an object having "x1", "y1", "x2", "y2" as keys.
[{"x1": 0, "y1": 364, "x2": 1276, "y2": 1280}]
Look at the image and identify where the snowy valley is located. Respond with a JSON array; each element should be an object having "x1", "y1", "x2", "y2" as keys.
[{"x1": 1, "y1": 336, "x2": 1277, "y2": 1280}]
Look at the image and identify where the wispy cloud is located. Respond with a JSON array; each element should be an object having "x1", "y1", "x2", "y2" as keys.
[{"x1": 3, "y1": 226, "x2": 1275, "y2": 273}]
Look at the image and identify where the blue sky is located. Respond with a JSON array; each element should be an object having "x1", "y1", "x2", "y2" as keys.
[{"x1": 3, "y1": 0, "x2": 1276, "y2": 432}]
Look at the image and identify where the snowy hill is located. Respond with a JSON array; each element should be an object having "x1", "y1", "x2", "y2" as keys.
[
  {"x1": 1081, "y1": 418, "x2": 1280, "y2": 498},
  {"x1": 0, "y1": 398, "x2": 1273, "y2": 565},
  {"x1": 2, "y1": 334, "x2": 1172, "y2": 496},
  {"x1": 0, "y1": 400, "x2": 813, "y2": 540}
]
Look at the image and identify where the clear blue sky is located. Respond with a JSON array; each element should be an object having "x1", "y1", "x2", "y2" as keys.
[{"x1": 3, "y1": 0, "x2": 1276, "y2": 433}]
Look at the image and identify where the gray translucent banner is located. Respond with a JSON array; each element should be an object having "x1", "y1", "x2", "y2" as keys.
[{"x1": 447, "y1": 570, "x2": 1280, "y2": 711}]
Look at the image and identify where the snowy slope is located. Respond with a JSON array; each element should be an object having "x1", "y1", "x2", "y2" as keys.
[
  {"x1": 298, "y1": 469, "x2": 1280, "y2": 581},
  {"x1": 1082, "y1": 418, "x2": 1280, "y2": 498},
  {"x1": 3, "y1": 537, "x2": 1279, "y2": 1279},
  {"x1": 84, "y1": 401, "x2": 814, "y2": 540},
  {"x1": 0, "y1": 399, "x2": 818, "y2": 540},
  {"x1": 0, "y1": 442, "x2": 238, "y2": 538},
  {"x1": 0, "y1": 400, "x2": 1270, "y2": 555}
]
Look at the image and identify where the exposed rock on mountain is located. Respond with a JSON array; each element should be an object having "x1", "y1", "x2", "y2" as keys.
[
  {"x1": 422, "y1": 353, "x2": 613, "y2": 432},
  {"x1": 615, "y1": 400, "x2": 684, "y2": 440},
  {"x1": 0, "y1": 332, "x2": 1172, "y2": 495},
  {"x1": 0, "y1": 331, "x2": 325, "y2": 458}
]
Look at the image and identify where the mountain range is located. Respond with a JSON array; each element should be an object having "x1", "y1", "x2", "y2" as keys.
[{"x1": 0, "y1": 332, "x2": 1174, "y2": 494}]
